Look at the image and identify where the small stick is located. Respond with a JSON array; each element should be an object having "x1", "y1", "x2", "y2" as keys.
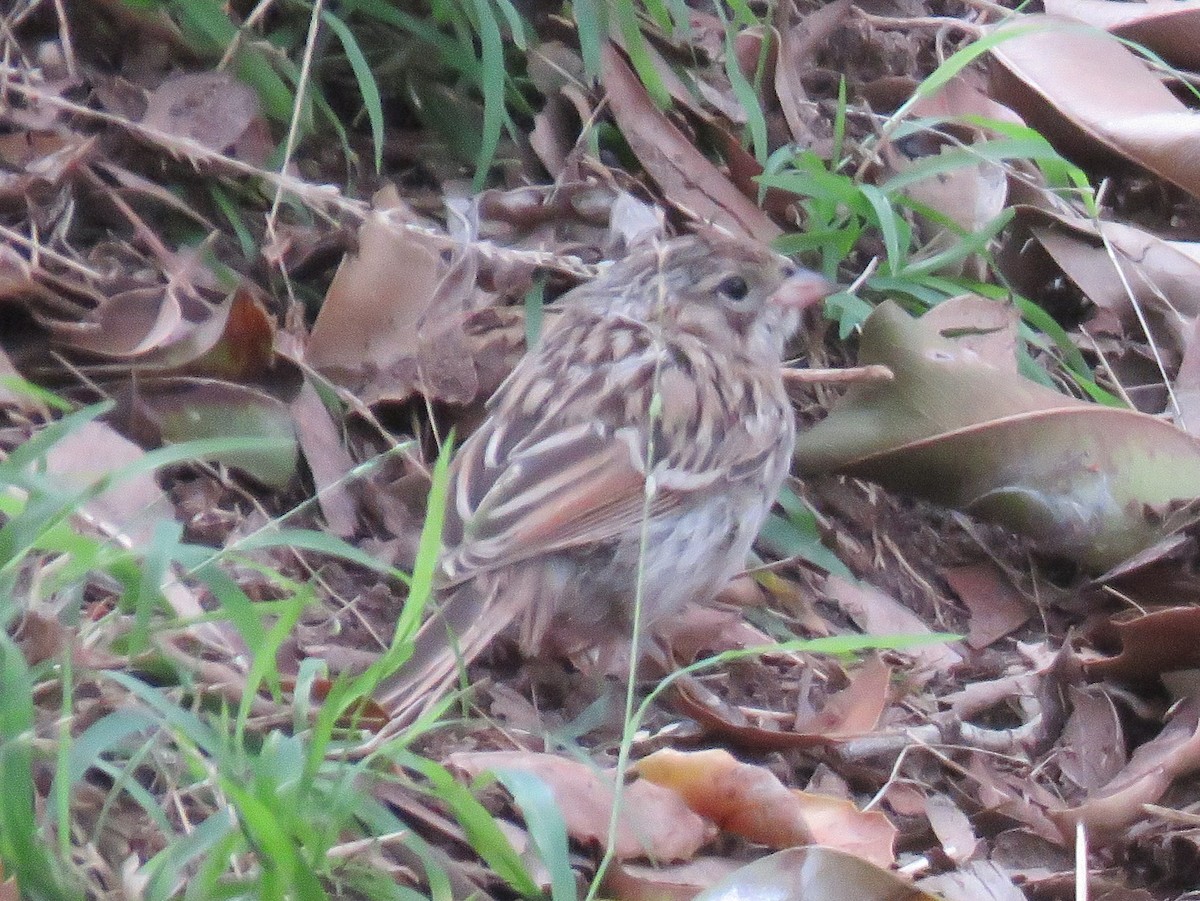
[{"x1": 783, "y1": 364, "x2": 895, "y2": 385}]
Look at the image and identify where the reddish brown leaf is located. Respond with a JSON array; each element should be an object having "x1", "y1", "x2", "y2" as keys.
[
  {"x1": 1086, "y1": 606, "x2": 1200, "y2": 680},
  {"x1": 1045, "y1": 0, "x2": 1200, "y2": 70},
  {"x1": 635, "y1": 747, "x2": 897, "y2": 867},
  {"x1": 990, "y1": 15, "x2": 1200, "y2": 199}
]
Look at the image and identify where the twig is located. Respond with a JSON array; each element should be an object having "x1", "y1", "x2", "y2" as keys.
[{"x1": 783, "y1": 363, "x2": 894, "y2": 385}]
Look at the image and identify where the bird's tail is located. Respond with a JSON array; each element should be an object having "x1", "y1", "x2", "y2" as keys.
[{"x1": 374, "y1": 576, "x2": 522, "y2": 725}]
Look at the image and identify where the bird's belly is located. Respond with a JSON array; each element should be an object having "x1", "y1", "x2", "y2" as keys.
[{"x1": 525, "y1": 497, "x2": 763, "y2": 654}]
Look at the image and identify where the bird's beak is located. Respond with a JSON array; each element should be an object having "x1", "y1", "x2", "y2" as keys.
[{"x1": 769, "y1": 268, "x2": 835, "y2": 311}]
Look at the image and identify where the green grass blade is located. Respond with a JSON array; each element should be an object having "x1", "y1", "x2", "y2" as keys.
[
  {"x1": 321, "y1": 10, "x2": 385, "y2": 173},
  {"x1": 392, "y1": 437, "x2": 454, "y2": 645},
  {"x1": 491, "y1": 769, "x2": 575, "y2": 901},
  {"x1": 859, "y1": 183, "x2": 906, "y2": 276},
  {"x1": 490, "y1": 0, "x2": 529, "y2": 50},
  {"x1": 400, "y1": 754, "x2": 540, "y2": 898},
  {"x1": 470, "y1": 0, "x2": 506, "y2": 190},
  {"x1": 719, "y1": 9, "x2": 768, "y2": 166},
  {"x1": 143, "y1": 808, "x2": 240, "y2": 901},
  {"x1": 757, "y1": 487, "x2": 854, "y2": 581},
  {"x1": 613, "y1": 0, "x2": 670, "y2": 108},
  {"x1": 0, "y1": 634, "x2": 83, "y2": 901},
  {"x1": 573, "y1": 0, "x2": 604, "y2": 77},
  {"x1": 524, "y1": 276, "x2": 546, "y2": 348}
]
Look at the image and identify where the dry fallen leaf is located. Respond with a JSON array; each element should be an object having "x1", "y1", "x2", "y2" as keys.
[
  {"x1": 1045, "y1": 0, "x2": 1200, "y2": 70},
  {"x1": 989, "y1": 15, "x2": 1200, "y2": 199},
  {"x1": 289, "y1": 379, "x2": 358, "y2": 538},
  {"x1": 692, "y1": 847, "x2": 934, "y2": 901},
  {"x1": 1056, "y1": 686, "x2": 1126, "y2": 792},
  {"x1": 941, "y1": 563, "x2": 1031, "y2": 650},
  {"x1": 306, "y1": 198, "x2": 443, "y2": 381},
  {"x1": 1050, "y1": 695, "x2": 1200, "y2": 843},
  {"x1": 1086, "y1": 606, "x2": 1200, "y2": 680},
  {"x1": 635, "y1": 747, "x2": 897, "y2": 867},
  {"x1": 601, "y1": 43, "x2": 781, "y2": 242},
  {"x1": 796, "y1": 300, "x2": 1200, "y2": 571},
  {"x1": 446, "y1": 750, "x2": 716, "y2": 861},
  {"x1": 141, "y1": 71, "x2": 261, "y2": 154}
]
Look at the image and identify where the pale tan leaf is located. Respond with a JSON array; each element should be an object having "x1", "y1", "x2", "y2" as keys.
[
  {"x1": 693, "y1": 847, "x2": 936, "y2": 901},
  {"x1": 307, "y1": 194, "x2": 442, "y2": 379},
  {"x1": 1044, "y1": 0, "x2": 1200, "y2": 70},
  {"x1": 990, "y1": 15, "x2": 1200, "y2": 199},
  {"x1": 141, "y1": 71, "x2": 261, "y2": 153}
]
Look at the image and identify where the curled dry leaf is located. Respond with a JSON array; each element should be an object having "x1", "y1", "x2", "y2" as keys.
[
  {"x1": 989, "y1": 15, "x2": 1200, "y2": 199},
  {"x1": 601, "y1": 43, "x2": 781, "y2": 242},
  {"x1": 655, "y1": 603, "x2": 776, "y2": 663},
  {"x1": 635, "y1": 747, "x2": 897, "y2": 867},
  {"x1": 46, "y1": 285, "x2": 184, "y2": 359},
  {"x1": 47, "y1": 283, "x2": 280, "y2": 382},
  {"x1": 445, "y1": 750, "x2": 716, "y2": 861},
  {"x1": 692, "y1": 847, "x2": 935, "y2": 901},
  {"x1": 887, "y1": 140, "x2": 1007, "y2": 240},
  {"x1": 1085, "y1": 606, "x2": 1200, "y2": 680},
  {"x1": 674, "y1": 651, "x2": 895, "y2": 750},
  {"x1": 184, "y1": 285, "x2": 279, "y2": 382},
  {"x1": 795, "y1": 300, "x2": 1200, "y2": 571}
]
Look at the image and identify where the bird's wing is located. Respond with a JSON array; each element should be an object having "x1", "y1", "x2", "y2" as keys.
[{"x1": 439, "y1": 314, "x2": 784, "y2": 584}]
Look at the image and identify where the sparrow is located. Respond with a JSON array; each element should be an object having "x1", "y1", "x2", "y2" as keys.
[{"x1": 376, "y1": 229, "x2": 832, "y2": 720}]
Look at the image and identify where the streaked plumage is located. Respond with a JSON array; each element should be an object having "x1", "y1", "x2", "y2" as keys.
[{"x1": 377, "y1": 230, "x2": 831, "y2": 720}]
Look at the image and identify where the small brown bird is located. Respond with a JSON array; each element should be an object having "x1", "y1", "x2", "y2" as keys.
[{"x1": 377, "y1": 230, "x2": 831, "y2": 720}]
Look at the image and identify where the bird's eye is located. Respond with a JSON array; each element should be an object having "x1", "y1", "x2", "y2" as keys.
[{"x1": 717, "y1": 275, "x2": 749, "y2": 301}]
